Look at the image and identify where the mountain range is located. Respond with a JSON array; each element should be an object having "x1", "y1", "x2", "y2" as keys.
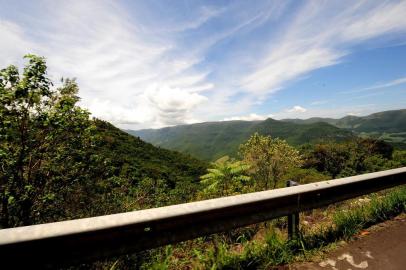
[
  {"x1": 127, "y1": 109, "x2": 406, "y2": 161},
  {"x1": 283, "y1": 109, "x2": 406, "y2": 145}
]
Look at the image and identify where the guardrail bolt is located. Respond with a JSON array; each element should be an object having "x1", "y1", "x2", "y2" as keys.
[{"x1": 287, "y1": 180, "x2": 299, "y2": 240}]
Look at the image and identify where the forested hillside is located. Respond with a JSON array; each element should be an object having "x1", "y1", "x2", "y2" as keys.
[
  {"x1": 95, "y1": 119, "x2": 206, "y2": 187},
  {"x1": 129, "y1": 118, "x2": 353, "y2": 160}
]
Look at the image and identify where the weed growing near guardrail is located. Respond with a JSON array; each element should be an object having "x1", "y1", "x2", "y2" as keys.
[{"x1": 334, "y1": 186, "x2": 406, "y2": 239}]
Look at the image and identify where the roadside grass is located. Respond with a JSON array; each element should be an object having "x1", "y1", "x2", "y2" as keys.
[{"x1": 145, "y1": 186, "x2": 406, "y2": 269}]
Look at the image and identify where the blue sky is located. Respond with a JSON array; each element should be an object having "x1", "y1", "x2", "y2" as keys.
[{"x1": 1, "y1": 0, "x2": 406, "y2": 129}]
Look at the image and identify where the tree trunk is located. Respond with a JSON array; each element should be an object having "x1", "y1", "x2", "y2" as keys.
[
  {"x1": 0, "y1": 195, "x2": 9, "y2": 228},
  {"x1": 20, "y1": 198, "x2": 33, "y2": 226}
]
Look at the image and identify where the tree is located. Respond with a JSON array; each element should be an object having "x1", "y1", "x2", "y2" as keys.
[
  {"x1": 301, "y1": 138, "x2": 395, "y2": 178},
  {"x1": 200, "y1": 156, "x2": 250, "y2": 197},
  {"x1": 302, "y1": 142, "x2": 350, "y2": 178},
  {"x1": 0, "y1": 55, "x2": 96, "y2": 227},
  {"x1": 393, "y1": 150, "x2": 406, "y2": 166},
  {"x1": 239, "y1": 133, "x2": 302, "y2": 190}
]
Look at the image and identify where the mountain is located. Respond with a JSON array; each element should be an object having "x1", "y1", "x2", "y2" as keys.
[
  {"x1": 127, "y1": 119, "x2": 353, "y2": 161},
  {"x1": 283, "y1": 109, "x2": 406, "y2": 145}
]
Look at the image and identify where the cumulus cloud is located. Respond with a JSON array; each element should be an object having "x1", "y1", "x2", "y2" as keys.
[
  {"x1": 223, "y1": 113, "x2": 274, "y2": 121},
  {"x1": 145, "y1": 84, "x2": 208, "y2": 126},
  {"x1": 287, "y1": 106, "x2": 307, "y2": 113},
  {"x1": 86, "y1": 84, "x2": 208, "y2": 128}
]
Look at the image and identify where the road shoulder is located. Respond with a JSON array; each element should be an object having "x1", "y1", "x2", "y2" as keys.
[{"x1": 292, "y1": 213, "x2": 406, "y2": 270}]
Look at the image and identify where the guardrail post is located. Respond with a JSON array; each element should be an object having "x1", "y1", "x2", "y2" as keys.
[{"x1": 287, "y1": 180, "x2": 299, "y2": 240}]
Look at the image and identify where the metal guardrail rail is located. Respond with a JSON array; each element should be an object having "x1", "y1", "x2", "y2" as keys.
[{"x1": 0, "y1": 167, "x2": 405, "y2": 267}]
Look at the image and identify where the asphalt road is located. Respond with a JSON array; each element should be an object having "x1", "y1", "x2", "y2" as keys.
[{"x1": 294, "y1": 214, "x2": 406, "y2": 270}]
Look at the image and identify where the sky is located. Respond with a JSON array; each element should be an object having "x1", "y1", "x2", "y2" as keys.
[{"x1": 1, "y1": 0, "x2": 406, "y2": 130}]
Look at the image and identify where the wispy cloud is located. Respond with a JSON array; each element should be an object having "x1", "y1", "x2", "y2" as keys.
[
  {"x1": 361, "y1": 76, "x2": 406, "y2": 91},
  {"x1": 340, "y1": 75, "x2": 406, "y2": 94},
  {"x1": 240, "y1": 1, "x2": 406, "y2": 98}
]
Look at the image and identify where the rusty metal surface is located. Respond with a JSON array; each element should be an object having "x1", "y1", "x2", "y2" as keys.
[{"x1": 0, "y1": 167, "x2": 405, "y2": 267}]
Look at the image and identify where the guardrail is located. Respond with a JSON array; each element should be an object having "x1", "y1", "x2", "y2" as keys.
[{"x1": 1, "y1": 167, "x2": 405, "y2": 268}]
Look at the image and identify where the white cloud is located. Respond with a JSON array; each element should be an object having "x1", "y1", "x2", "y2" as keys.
[
  {"x1": 145, "y1": 84, "x2": 208, "y2": 126},
  {"x1": 86, "y1": 84, "x2": 207, "y2": 128},
  {"x1": 346, "y1": 112, "x2": 361, "y2": 116},
  {"x1": 287, "y1": 106, "x2": 307, "y2": 113},
  {"x1": 223, "y1": 113, "x2": 274, "y2": 121}
]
